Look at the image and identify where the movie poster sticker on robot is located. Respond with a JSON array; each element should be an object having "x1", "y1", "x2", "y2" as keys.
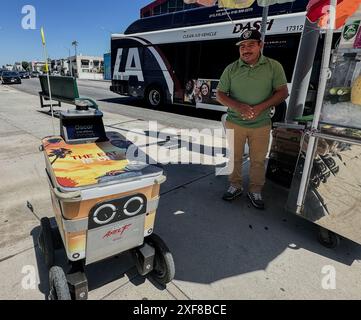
[{"x1": 43, "y1": 136, "x2": 131, "y2": 188}]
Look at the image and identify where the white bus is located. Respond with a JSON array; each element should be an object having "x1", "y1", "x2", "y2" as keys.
[{"x1": 110, "y1": 0, "x2": 339, "y2": 122}]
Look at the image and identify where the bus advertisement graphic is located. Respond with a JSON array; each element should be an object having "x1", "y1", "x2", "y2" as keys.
[
  {"x1": 184, "y1": 79, "x2": 220, "y2": 105},
  {"x1": 184, "y1": 79, "x2": 197, "y2": 104}
]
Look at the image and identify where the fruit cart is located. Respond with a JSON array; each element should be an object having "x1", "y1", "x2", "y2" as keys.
[{"x1": 286, "y1": 2, "x2": 361, "y2": 248}]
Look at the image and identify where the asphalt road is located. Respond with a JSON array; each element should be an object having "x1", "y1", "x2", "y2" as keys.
[{"x1": 9, "y1": 78, "x2": 224, "y2": 130}]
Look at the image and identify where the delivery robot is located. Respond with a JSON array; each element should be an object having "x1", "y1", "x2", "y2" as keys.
[{"x1": 38, "y1": 99, "x2": 175, "y2": 300}]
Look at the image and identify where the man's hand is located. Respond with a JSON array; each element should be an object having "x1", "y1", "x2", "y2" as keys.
[
  {"x1": 248, "y1": 85, "x2": 289, "y2": 120},
  {"x1": 247, "y1": 104, "x2": 263, "y2": 120},
  {"x1": 235, "y1": 104, "x2": 255, "y2": 120},
  {"x1": 216, "y1": 91, "x2": 255, "y2": 120}
]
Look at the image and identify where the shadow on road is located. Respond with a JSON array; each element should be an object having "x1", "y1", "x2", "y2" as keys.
[
  {"x1": 154, "y1": 168, "x2": 361, "y2": 284},
  {"x1": 98, "y1": 97, "x2": 224, "y2": 122}
]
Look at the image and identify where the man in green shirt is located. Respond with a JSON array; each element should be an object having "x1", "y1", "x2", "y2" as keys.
[{"x1": 216, "y1": 29, "x2": 288, "y2": 209}]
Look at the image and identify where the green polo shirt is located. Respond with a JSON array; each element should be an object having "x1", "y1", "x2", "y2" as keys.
[{"x1": 217, "y1": 55, "x2": 287, "y2": 128}]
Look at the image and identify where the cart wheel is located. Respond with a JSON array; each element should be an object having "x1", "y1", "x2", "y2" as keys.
[
  {"x1": 145, "y1": 234, "x2": 175, "y2": 285},
  {"x1": 48, "y1": 266, "x2": 71, "y2": 300},
  {"x1": 318, "y1": 227, "x2": 340, "y2": 249},
  {"x1": 38, "y1": 217, "x2": 55, "y2": 269}
]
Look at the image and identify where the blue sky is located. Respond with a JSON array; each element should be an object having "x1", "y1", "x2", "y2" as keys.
[{"x1": 0, "y1": 0, "x2": 151, "y2": 67}]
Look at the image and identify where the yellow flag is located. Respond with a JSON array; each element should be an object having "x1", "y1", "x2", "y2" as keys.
[{"x1": 41, "y1": 27, "x2": 46, "y2": 46}]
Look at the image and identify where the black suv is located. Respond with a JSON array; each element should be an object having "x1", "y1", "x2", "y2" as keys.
[{"x1": 1, "y1": 71, "x2": 22, "y2": 84}]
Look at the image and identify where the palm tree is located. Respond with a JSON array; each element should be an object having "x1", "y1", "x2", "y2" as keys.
[
  {"x1": 72, "y1": 41, "x2": 78, "y2": 56},
  {"x1": 49, "y1": 148, "x2": 72, "y2": 165}
]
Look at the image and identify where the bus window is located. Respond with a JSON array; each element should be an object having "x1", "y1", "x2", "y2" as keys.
[
  {"x1": 164, "y1": 42, "x2": 201, "y2": 85},
  {"x1": 186, "y1": 42, "x2": 201, "y2": 80},
  {"x1": 199, "y1": 39, "x2": 240, "y2": 79},
  {"x1": 157, "y1": 43, "x2": 177, "y2": 70}
]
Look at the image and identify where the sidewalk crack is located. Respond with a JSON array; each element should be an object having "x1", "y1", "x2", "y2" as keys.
[
  {"x1": 166, "y1": 282, "x2": 191, "y2": 300},
  {"x1": 161, "y1": 171, "x2": 214, "y2": 196},
  {"x1": 0, "y1": 246, "x2": 35, "y2": 263},
  {"x1": 100, "y1": 268, "x2": 139, "y2": 300}
]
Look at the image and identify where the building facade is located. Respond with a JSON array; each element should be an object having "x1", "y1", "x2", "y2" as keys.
[
  {"x1": 31, "y1": 61, "x2": 46, "y2": 73},
  {"x1": 12, "y1": 63, "x2": 24, "y2": 72},
  {"x1": 69, "y1": 55, "x2": 104, "y2": 80},
  {"x1": 64, "y1": 55, "x2": 104, "y2": 80},
  {"x1": 51, "y1": 59, "x2": 67, "y2": 75}
]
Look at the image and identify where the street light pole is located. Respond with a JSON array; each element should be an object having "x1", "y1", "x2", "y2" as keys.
[{"x1": 72, "y1": 41, "x2": 78, "y2": 78}]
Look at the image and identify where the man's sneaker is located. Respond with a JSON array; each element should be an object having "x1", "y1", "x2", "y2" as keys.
[
  {"x1": 247, "y1": 192, "x2": 265, "y2": 210},
  {"x1": 222, "y1": 186, "x2": 243, "y2": 201}
]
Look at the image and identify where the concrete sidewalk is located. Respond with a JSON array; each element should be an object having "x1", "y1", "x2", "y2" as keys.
[{"x1": 1, "y1": 85, "x2": 361, "y2": 300}]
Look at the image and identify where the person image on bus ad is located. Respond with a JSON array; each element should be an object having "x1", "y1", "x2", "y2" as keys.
[
  {"x1": 193, "y1": 80, "x2": 212, "y2": 104},
  {"x1": 216, "y1": 29, "x2": 289, "y2": 210},
  {"x1": 184, "y1": 79, "x2": 197, "y2": 104},
  {"x1": 198, "y1": 81, "x2": 212, "y2": 104}
]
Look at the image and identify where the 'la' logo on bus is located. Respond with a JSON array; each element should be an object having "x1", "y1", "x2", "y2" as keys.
[{"x1": 113, "y1": 48, "x2": 144, "y2": 82}]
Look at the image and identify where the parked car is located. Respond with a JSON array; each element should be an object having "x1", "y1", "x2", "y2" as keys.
[
  {"x1": 19, "y1": 71, "x2": 30, "y2": 79},
  {"x1": 1, "y1": 71, "x2": 22, "y2": 84},
  {"x1": 31, "y1": 71, "x2": 41, "y2": 78}
]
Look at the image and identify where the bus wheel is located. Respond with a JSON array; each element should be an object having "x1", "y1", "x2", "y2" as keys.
[{"x1": 145, "y1": 86, "x2": 163, "y2": 108}]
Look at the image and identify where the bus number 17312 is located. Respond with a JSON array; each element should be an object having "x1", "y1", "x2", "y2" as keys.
[{"x1": 286, "y1": 25, "x2": 304, "y2": 32}]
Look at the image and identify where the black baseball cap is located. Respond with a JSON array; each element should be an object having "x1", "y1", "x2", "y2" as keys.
[{"x1": 236, "y1": 29, "x2": 262, "y2": 46}]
